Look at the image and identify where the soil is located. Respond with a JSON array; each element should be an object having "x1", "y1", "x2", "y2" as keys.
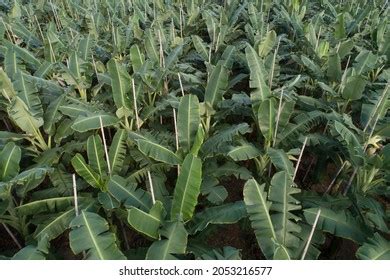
[
  {"x1": 207, "y1": 223, "x2": 263, "y2": 259},
  {"x1": 0, "y1": 225, "x2": 21, "y2": 258}
]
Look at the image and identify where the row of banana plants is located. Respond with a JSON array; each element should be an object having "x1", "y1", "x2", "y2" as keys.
[{"x1": 0, "y1": 0, "x2": 389, "y2": 259}]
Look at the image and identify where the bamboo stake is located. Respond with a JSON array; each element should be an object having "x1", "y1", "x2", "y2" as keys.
[
  {"x1": 132, "y1": 79, "x2": 141, "y2": 131},
  {"x1": 269, "y1": 37, "x2": 281, "y2": 89},
  {"x1": 301, "y1": 208, "x2": 321, "y2": 260},
  {"x1": 173, "y1": 108, "x2": 180, "y2": 175},
  {"x1": 72, "y1": 174, "x2": 79, "y2": 216},
  {"x1": 173, "y1": 108, "x2": 179, "y2": 151},
  {"x1": 72, "y1": 174, "x2": 86, "y2": 258},
  {"x1": 147, "y1": 171, "x2": 156, "y2": 205},
  {"x1": 179, "y1": 1, "x2": 183, "y2": 38},
  {"x1": 2, "y1": 223, "x2": 22, "y2": 250},
  {"x1": 178, "y1": 73, "x2": 185, "y2": 96},
  {"x1": 272, "y1": 89, "x2": 283, "y2": 147},
  {"x1": 99, "y1": 116, "x2": 112, "y2": 175},
  {"x1": 158, "y1": 30, "x2": 165, "y2": 68},
  {"x1": 293, "y1": 137, "x2": 308, "y2": 181},
  {"x1": 34, "y1": 15, "x2": 45, "y2": 42},
  {"x1": 363, "y1": 85, "x2": 389, "y2": 132}
]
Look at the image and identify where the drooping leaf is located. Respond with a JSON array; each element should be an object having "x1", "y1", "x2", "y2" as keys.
[
  {"x1": 304, "y1": 207, "x2": 366, "y2": 244},
  {"x1": 171, "y1": 154, "x2": 202, "y2": 221},
  {"x1": 356, "y1": 233, "x2": 390, "y2": 260},
  {"x1": 0, "y1": 142, "x2": 21, "y2": 181},
  {"x1": 189, "y1": 201, "x2": 247, "y2": 234},
  {"x1": 108, "y1": 175, "x2": 152, "y2": 211},
  {"x1": 71, "y1": 113, "x2": 118, "y2": 133},
  {"x1": 267, "y1": 148, "x2": 294, "y2": 177},
  {"x1": 127, "y1": 201, "x2": 165, "y2": 239},
  {"x1": 7, "y1": 97, "x2": 43, "y2": 135},
  {"x1": 12, "y1": 235, "x2": 49, "y2": 260},
  {"x1": 244, "y1": 179, "x2": 277, "y2": 259},
  {"x1": 227, "y1": 142, "x2": 261, "y2": 161},
  {"x1": 269, "y1": 171, "x2": 301, "y2": 257},
  {"x1": 71, "y1": 154, "x2": 103, "y2": 189},
  {"x1": 69, "y1": 211, "x2": 126, "y2": 260},
  {"x1": 146, "y1": 221, "x2": 188, "y2": 260},
  {"x1": 342, "y1": 75, "x2": 367, "y2": 100},
  {"x1": 136, "y1": 139, "x2": 181, "y2": 165}
]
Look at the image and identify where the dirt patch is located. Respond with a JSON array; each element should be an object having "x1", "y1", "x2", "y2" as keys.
[{"x1": 207, "y1": 223, "x2": 263, "y2": 260}]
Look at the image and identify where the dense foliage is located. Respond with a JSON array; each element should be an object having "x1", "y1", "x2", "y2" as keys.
[{"x1": 0, "y1": 0, "x2": 389, "y2": 260}]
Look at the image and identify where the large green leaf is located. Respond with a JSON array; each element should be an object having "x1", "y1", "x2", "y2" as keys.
[
  {"x1": 189, "y1": 201, "x2": 247, "y2": 234},
  {"x1": 267, "y1": 148, "x2": 294, "y2": 177},
  {"x1": 14, "y1": 71, "x2": 43, "y2": 117},
  {"x1": 87, "y1": 135, "x2": 106, "y2": 177},
  {"x1": 146, "y1": 221, "x2": 188, "y2": 260},
  {"x1": 258, "y1": 98, "x2": 276, "y2": 143},
  {"x1": 43, "y1": 94, "x2": 65, "y2": 134},
  {"x1": 71, "y1": 113, "x2": 118, "y2": 132},
  {"x1": 69, "y1": 211, "x2": 126, "y2": 260},
  {"x1": 244, "y1": 179, "x2": 277, "y2": 259},
  {"x1": 16, "y1": 197, "x2": 82, "y2": 215},
  {"x1": 177, "y1": 94, "x2": 200, "y2": 152},
  {"x1": 107, "y1": 59, "x2": 132, "y2": 118},
  {"x1": 34, "y1": 209, "x2": 75, "y2": 241},
  {"x1": 7, "y1": 167, "x2": 51, "y2": 197},
  {"x1": 204, "y1": 62, "x2": 228, "y2": 114},
  {"x1": 227, "y1": 142, "x2": 261, "y2": 161},
  {"x1": 12, "y1": 236, "x2": 49, "y2": 260},
  {"x1": 108, "y1": 129, "x2": 127, "y2": 174},
  {"x1": 245, "y1": 44, "x2": 271, "y2": 106},
  {"x1": 356, "y1": 233, "x2": 390, "y2": 260},
  {"x1": 136, "y1": 139, "x2": 181, "y2": 165},
  {"x1": 171, "y1": 154, "x2": 202, "y2": 221},
  {"x1": 0, "y1": 142, "x2": 21, "y2": 181},
  {"x1": 269, "y1": 171, "x2": 301, "y2": 257},
  {"x1": 304, "y1": 207, "x2": 366, "y2": 244},
  {"x1": 130, "y1": 44, "x2": 145, "y2": 73},
  {"x1": 192, "y1": 35, "x2": 209, "y2": 61},
  {"x1": 127, "y1": 201, "x2": 165, "y2": 239},
  {"x1": 258, "y1": 30, "x2": 277, "y2": 57},
  {"x1": 7, "y1": 97, "x2": 43, "y2": 135},
  {"x1": 0, "y1": 68, "x2": 16, "y2": 100},
  {"x1": 108, "y1": 175, "x2": 152, "y2": 211},
  {"x1": 71, "y1": 154, "x2": 103, "y2": 189},
  {"x1": 342, "y1": 75, "x2": 367, "y2": 100}
]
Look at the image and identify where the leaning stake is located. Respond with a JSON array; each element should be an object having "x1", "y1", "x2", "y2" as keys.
[
  {"x1": 72, "y1": 174, "x2": 79, "y2": 216},
  {"x1": 132, "y1": 78, "x2": 141, "y2": 131},
  {"x1": 147, "y1": 171, "x2": 156, "y2": 205},
  {"x1": 301, "y1": 208, "x2": 321, "y2": 260},
  {"x1": 293, "y1": 137, "x2": 308, "y2": 181},
  {"x1": 99, "y1": 116, "x2": 112, "y2": 175}
]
